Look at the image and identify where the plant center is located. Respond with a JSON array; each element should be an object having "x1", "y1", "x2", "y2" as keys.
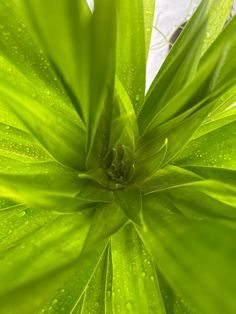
[{"x1": 106, "y1": 145, "x2": 135, "y2": 189}]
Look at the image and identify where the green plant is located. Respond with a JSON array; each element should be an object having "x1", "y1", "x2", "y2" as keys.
[{"x1": 0, "y1": 0, "x2": 236, "y2": 313}]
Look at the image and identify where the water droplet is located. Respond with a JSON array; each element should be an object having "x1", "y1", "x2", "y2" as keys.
[
  {"x1": 17, "y1": 210, "x2": 26, "y2": 217},
  {"x1": 52, "y1": 299, "x2": 58, "y2": 305},
  {"x1": 125, "y1": 302, "x2": 133, "y2": 312}
]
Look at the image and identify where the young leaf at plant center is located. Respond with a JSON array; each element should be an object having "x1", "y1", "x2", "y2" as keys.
[
  {"x1": 135, "y1": 139, "x2": 168, "y2": 183},
  {"x1": 108, "y1": 78, "x2": 138, "y2": 155},
  {"x1": 137, "y1": 104, "x2": 211, "y2": 166}
]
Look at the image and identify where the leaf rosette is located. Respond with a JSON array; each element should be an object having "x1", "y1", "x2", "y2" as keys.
[{"x1": 0, "y1": 0, "x2": 236, "y2": 313}]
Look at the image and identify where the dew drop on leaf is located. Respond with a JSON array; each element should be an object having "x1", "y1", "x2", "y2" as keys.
[
  {"x1": 52, "y1": 299, "x2": 58, "y2": 305},
  {"x1": 17, "y1": 210, "x2": 26, "y2": 217},
  {"x1": 125, "y1": 301, "x2": 133, "y2": 313}
]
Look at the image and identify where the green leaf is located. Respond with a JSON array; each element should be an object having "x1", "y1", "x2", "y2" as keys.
[
  {"x1": 0, "y1": 209, "x2": 94, "y2": 310},
  {"x1": 0, "y1": 1, "x2": 87, "y2": 169},
  {"x1": 138, "y1": 20, "x2": 207, "y2": 132},
  {"x1": 144, "y1": 0, "x2": 155, "y2": 59},
  {"x1": 157, "y1": 269, "x2": 198, "y2": 314},
  {"x1": 0, "y1": 98, "x2": 25, "y2": 132},
  {"x1": 200, "y1": 6, "x2": 236, "y2": 87},
  {"x1": 111, "y1": 224, "x2": 166, "y2": 314},
  {"x1": 137, "y1": 104, "x2": 212, "y2": 166},
  {"x1": 0, "y1": 0, "x2": 235, "y2": 312},
  {"x1": 191, "y1": 180, "x2": 236, "y2": 208},
  {"x1": 37, "y1": 245, "x2": 107, "y2": 314},
  {"x1": 0, "y1": 155, "x2": 114, "y2": 213},
  {"x1": 175, "y1": 120, "x2": 236, "y2": 169},
  {"x1": 108, "y1": 77, "x2": 138, "y2": 154},
  {"x1": 115, "y1": 187, "x2": 143, "y2": 225},
  {"x1": 166, "y1": 185, "x2": 236, "y2": 221},
  {"x1": 0, "y1": 87, "x2": 86, "y2": 170},
  {"x1": 22, "y1": 0, "x2": 91, "y2": 121},
  {"x1": 0, "y1": 123, "x2": 50, "y2": 163},
  {"x1": 201, "y1": 0, "x2": 234, "y2": 54},
  {"x1": 77, "y1": 245, "x2": 111, "y2": 314},
  {"x1": 183, "y1": 166, "x2": 236, "y2": 185},
  {"x1": 193, "y1": 104, "x2": 236, "y2": 139},
  {"x1": 116, "y1": 0, "x2": 147, "y2": 112},
  {"x1": 139, "y1": 193, "x2": 236, "y2": 314},
  {"x1": 0, "y1": 172, "x2": 82, "y2": 213},
  {"x1": 86, "y1": 0, "x2": 116, "y2": 167},
  {"x1": 136, "y1": 30, "x2": 236, "y2": 164},
  {"x1": 140, "y1": 165, "x2": 202, "y2": 195},
  {"x1": 0, "y1": 202, "x2": 126, "y2": 314},
  {"x1": 0, "y1": 206, "x2": 111, "y2": 314},
  {"x1": 34, "y1": 202, "x2": 126, "y2": 314},
  {"x1": 80, "y1": 202, "x2": 127, "y2": 254},
  {"x1": 138, "y1": 0, "x2": 235, "y2": 133},
  {"x1": 135, "y1": 138, "x2": 168, "y2": 181}
]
